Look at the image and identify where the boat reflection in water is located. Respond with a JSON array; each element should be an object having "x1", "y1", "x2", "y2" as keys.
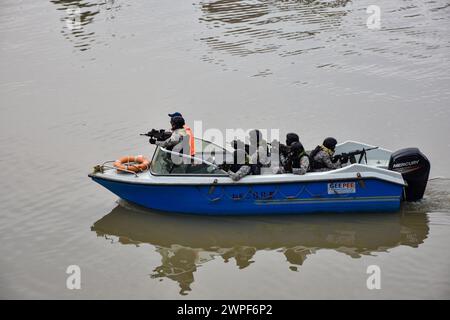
[{"x1": 91, "y1": 203, "x2": 429, "y2": 295}]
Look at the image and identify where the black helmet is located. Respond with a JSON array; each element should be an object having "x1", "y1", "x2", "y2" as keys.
[
  {"x1": 323, "y1": 137, "x2": 337, "y2": 151},
  {"x1": 290, "y1": 141, "x2": 305, "y2": 154},
  {"x1": 286, "y1": 133, "x2": 299, "y2": 146},
  {"x1": 170, "y1": 116, "x2": 185, "y2": 130}
]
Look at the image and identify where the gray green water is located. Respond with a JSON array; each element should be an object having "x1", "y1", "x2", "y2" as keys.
[{"x1": 1, "y1": 0, "x2": 449, "y2": 299}]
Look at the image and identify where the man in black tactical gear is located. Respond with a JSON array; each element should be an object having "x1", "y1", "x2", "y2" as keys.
[
  {"x1": 309, "y1": 137, "x2": 346, "y2": 172},
  {"x1": 284, "y1": 141, "x2": 310, "y2": 175},
  {"x1": 151, "y1": 116, "x2": 190, "y2": 155}
]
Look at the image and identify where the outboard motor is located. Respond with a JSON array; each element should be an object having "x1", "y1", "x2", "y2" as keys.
[{"x1": 388, "y1": 148, "x2": 430, "y2": 201}]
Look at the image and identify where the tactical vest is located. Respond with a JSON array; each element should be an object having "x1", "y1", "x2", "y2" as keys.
[
  {"x1": 285, "y1": 151, "x2": 310, "y2": 173},
  {"x1": 170, "y1": 128, "x2": 189, "y2": 155},
  {"x1": 309, "y1": 145, "x2": 325, "y2": 170},
  {"x1": 184, "y1": 125, "x2": 196, "y2": 156}
]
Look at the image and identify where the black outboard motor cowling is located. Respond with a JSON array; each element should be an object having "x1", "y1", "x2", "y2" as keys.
[{"x1": 388, "y1": 148, "x2": 430, "y2": 201}]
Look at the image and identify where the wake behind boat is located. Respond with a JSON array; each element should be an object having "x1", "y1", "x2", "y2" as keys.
[{"x1": 89, "y1": 138, "x2": 430, "y2": 215}]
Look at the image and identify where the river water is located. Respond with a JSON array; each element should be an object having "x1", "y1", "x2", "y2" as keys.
[{"x1": 1, "y1": 0, "x2": 449, "y2": 299}]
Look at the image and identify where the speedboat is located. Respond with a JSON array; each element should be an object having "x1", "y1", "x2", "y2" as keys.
[{"x1": 89, "y1": 139, "x2": 430, "y2": 215}]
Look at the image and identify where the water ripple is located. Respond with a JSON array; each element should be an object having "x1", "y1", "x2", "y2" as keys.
[{"x1": 195, "y1": 0, "x2": 450, "y2": 83}]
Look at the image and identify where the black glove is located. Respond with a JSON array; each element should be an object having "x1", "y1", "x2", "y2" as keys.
[
  {"x1": 332, "y1": 155, "x2": 340, "y2": 163},
  {"x1": 149, "y1": 138, "x2": 156, "y2": 144}
]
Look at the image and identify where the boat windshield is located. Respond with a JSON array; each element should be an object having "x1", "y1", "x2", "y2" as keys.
[
  {"x1": 195, "y1": 137, "x2": 232, "y2": 154},
  {"x1": 150, "y1": 138, "x2": 230, "y2": 176}
]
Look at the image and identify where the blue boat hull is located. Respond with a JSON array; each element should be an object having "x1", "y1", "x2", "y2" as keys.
[{"x1": 91, "y1": 177, "x2": 403, "y2": 215}]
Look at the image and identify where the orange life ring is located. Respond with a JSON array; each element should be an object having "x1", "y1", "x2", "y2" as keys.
[{"x1": 113, "y1": 155, "x2": 150, "y2": 173}]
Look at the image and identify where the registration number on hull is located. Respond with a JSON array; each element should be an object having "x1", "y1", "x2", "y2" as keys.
[{"x1": 328, "y1": 181, "x2": 356, "y2": 194}]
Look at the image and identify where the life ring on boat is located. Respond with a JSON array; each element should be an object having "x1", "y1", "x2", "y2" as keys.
[{"x1": 113, "y1": 155, "x2": 150, "y2": 173}]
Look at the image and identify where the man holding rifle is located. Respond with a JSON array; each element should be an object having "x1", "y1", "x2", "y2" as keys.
[
  {"x1": 150, "y1": 116, "x2": 189, "y2": 154},
  {"x1": 167, "y1": 112, "x2": 195, "y2": 156},
  {"x1": 142, "y1": 112, "x2": 195, "y2": 157},
  {"x1": 310, "y1": 137, "x2": 347, "y2": 172}
]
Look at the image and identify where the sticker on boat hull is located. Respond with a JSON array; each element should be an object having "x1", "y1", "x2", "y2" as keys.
[{"x1": 328, "y1": 181, "x2": 356, "y2": 194}]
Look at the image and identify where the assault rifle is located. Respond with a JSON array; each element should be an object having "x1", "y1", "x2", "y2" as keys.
[
  {"x1": 334, "y1": 146, "x2": 379, "y2": 164},
  {"x1": 140, "y1": 129, "x2": 172, "y2": 142}
]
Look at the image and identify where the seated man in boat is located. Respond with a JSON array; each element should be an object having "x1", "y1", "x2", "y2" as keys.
[
  {"x1": 271, "y1": 132, "x2": 302, "y2": 174},
  {"x1": 309, "y1": 137, "x2": 348, "y2": 172},
  {"x1": 168, "y1": 112, "x2": 195, "y2": 156},
  {"x1": 223, "y1": 130, "x2": 270, "y2": 181},
  {"x1": 225, "y1": 140, "x2": 252, "y2": 181},
  {"x1": 248, "y1": 129, "x2": 270, "y2": 175},
  {"x1": 284, "y1": 142, "x2": 310, "y2": 175},
  {"x1": 151, "y1": 116, "x2": 190, "y2": 156}
]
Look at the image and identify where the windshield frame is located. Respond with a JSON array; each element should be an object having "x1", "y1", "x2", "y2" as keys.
[{"x1": 149, "y1": 145, "x2": 229, "y2": 177}]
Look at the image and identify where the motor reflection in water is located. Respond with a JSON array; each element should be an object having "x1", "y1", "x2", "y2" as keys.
[{"x1": 91, "y1": 203, "x2": 429, "y2": 295}]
